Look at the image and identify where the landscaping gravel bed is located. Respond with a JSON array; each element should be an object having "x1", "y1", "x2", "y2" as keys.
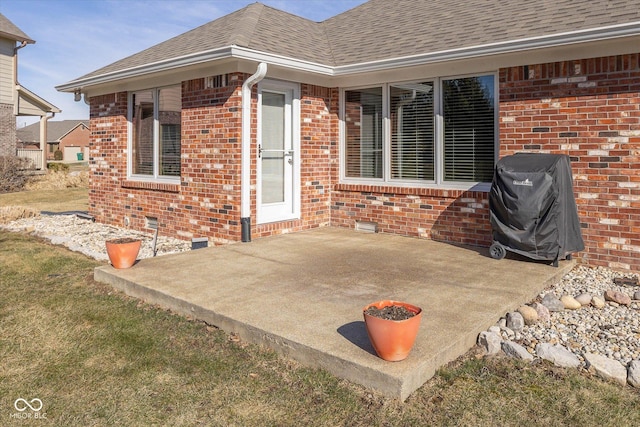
[{"x1": 1, "y1": 213, "x2": 191, "y2": 261}]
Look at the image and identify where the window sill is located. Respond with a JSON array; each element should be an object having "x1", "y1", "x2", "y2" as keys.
[
  {"x1": 334, "y1": 182, "x2": 490, "y2": 197},
  {"x1": 122, "y1": 180, "x2": 180, "y2": 193}
]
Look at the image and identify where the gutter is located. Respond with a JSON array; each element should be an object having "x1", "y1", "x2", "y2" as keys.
[{"x1": 240, "y1": 62, "x2": 267, "y2": 242}]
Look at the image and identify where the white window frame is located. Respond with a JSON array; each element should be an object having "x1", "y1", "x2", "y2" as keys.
[
  {"x1": 340, "y1": 72, "x2": 498, "y2": 191},
  {"x1": 127, "y1": 85, "x2": 182, "y2": 183}
]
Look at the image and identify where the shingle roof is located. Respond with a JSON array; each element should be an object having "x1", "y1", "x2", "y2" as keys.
[
  {"x1": 0, "y1": 13, "x2": 35, "y2": 43},
  {"x1": 324, "y1": 0, "x2": 640, "y2": 65},
  {"x1": 78, "y1": 3, "x2": 333, "y2": 81},
  {"x1": 17, "y1": 120, "x2": 88, "y2": 143},
  {"x1": 65, "y1": 0, "x2": 640, "y2": 85}
]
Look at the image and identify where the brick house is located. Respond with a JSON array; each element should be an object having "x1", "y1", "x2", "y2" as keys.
[
  {"x1": 57, "y1": 1, "x2": 640, "y2": 272},
  {"x1": 1, "y1": 13, "x2": 60, "y2": 169},
  {"x1": 17, "y1": 120, "x2": 90, "y2": 161}
]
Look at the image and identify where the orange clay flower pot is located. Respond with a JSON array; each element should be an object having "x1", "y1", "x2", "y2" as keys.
[
  {"x1": 105, "y1": 238, "x2": 141, "y2": 269},
  {"x1": 363, "y1": 300, "x2": 422, "y2": 362}
]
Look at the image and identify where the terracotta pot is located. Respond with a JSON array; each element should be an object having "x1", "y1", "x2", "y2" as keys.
[
  {"x1": 105, "y1": 238, "x2": 141, "y2": 269},
  {"x1": 363, "y1": 300, "x2": 422, "y2": 362}
]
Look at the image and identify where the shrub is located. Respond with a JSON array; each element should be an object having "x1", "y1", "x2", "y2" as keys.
[
  {"x1": 47, "y1": 162, "x2": 70, "y2": 172},
  {"x1": 0, "y1": 156, "x2": 30, "y2": 193}
]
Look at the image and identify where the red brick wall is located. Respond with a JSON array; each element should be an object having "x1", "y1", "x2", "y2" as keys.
[
  {"x1": 57, "y1": 124, "x2": 89, "y2": 159},
  {"x1": 89, "y1": 77, "x2": 339, "y2": 244},
  {"x1": 331, "y1": 184, "x2": 490, "y2": 246},
  {"x1": 88, "y1": 92, "x2": 128, "y2": 225},
  {"x1": 500, "y1": 53, "x2": 640, "y2": 271},
  {"x1": 89, "y1": 77, "x2": 246, "y2": 244},
  {"x1": 88, "y1": 53, "x2": 639, "y2": 272},
  {"x1": 332, "y1": 53, "x2": 640, "y2": 272}
]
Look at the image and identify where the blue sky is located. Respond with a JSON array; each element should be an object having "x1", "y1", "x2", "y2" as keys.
[{"x1": 2, "y1": 0, "x2": 367, "y2": 127}]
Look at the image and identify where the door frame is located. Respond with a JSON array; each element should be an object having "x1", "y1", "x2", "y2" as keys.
[{"x1": 256, "y1": 79, "x2": 301, "y2": 224}]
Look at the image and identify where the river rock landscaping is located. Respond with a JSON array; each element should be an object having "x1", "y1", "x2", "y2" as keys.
[
  {"x1": 479, "y1": 265, "x2": 640, "y2": 388},
  {"x1": 1, "y1": 213, "x2": 191, "y2": 261}
]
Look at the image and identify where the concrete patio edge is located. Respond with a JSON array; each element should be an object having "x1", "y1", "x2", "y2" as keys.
[{"x1": 94, "y1": 228, "x2": 575, "y2": 400}]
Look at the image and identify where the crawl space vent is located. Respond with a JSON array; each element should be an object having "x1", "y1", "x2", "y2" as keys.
[{"x1": 355, "y1": 220, "x2": 378, "y2": 233}]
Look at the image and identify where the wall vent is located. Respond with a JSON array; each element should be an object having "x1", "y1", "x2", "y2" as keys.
[
  {"x1": 205, "y1": 74, "x2": 226, "y2": 89},
  {"x1": 355, "y1": 220, "x2": 379, "y2": 233},
  {"x1": 146, "y1": 216, "x2": 158, "y2": 230}
]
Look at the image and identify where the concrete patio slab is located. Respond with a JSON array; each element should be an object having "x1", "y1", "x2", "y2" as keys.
[{"x1": 94, "y1": 227, "x2": 573, "y2": 400}]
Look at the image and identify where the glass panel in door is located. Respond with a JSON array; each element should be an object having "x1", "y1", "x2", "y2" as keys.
[{"x1": 261, "y1": 92, "x2": 286, "y2": 204}]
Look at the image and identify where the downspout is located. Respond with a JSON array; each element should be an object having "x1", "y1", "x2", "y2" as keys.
[
  {"x1": 13, "y1": 41, "x2": 29, "y2": 115},
  {"x1": 240, "y1": 62, "x2": 267, "y2": 242},
  {"x1": 13, "y1": 41, "x2": 28, "y2": 84}
]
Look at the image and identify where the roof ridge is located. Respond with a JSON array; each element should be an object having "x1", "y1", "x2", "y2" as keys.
[
  {"x1": 17, "y1": 119, "x2": 89, "y2": 142},
  {"x1": 229, "y1": 2, "x2": 264, "y2": 47},
  {"x1": 319, "y1": 21, "x2": 337, "y2": 67}
]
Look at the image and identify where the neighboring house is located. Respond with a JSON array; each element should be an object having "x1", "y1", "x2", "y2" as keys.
[
  {"x1": 17, "y1": 120, "x2": 89, "y2": 161},
  {"x1": 0, "y1": 13, "x2": 61, "y2": 169},
  {"x1": 57, "y1": 1, "x2": 640, "y2": 272}
]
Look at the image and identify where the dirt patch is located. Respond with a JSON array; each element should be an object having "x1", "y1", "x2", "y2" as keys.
[
  {"x1": 364, "y1": 305, "x2": 416, "y2": 321},
  {"x1": 108, "y1": 237, "x2": 141, "y2": 244}
]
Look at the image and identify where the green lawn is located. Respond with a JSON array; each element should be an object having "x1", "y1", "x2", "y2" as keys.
[{"x1": 1, "y1": 230, "x2": 640, "y2": 426}]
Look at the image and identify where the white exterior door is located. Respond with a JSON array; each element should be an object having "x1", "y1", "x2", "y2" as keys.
[{"x1": 257, "y1": 81, "x2": 300, "y2": 224}]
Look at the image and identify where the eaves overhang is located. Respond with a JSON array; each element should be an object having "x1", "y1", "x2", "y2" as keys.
[
  {"x1": 56, "y1": 21, "x2": 640, "y2": 93},
  {"x1": 55, "y1": 45, "x2": 334, "y2": 93},
  {"x1": 333, "y1": 21, "x2": 640, "y2": 75}
]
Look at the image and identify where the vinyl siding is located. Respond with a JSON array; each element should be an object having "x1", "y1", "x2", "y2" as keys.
[{"x1": 0, "y1": 38, "x2": 15, "y2": 105}]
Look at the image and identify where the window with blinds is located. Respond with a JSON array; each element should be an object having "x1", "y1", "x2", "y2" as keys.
[
  {"x1": 443, "y1": 76, "x2": 495, "y2": 182},
  {"x1": 390, "y1": 82, "x2": 434, "y2": 181},
  {"x1": 132, "y1": 90, "x2": 154, "y2": 176},
  {"x1": 130, "y1": 85, "x2": 182, "y2": 180},
  {"x1": 342, "y1": 74, "x2": 495, "y2": 186},
  {"x1": 159, "y1": 86, "x2": 182, "y2": 177},
  {"x1": 344, "y1": 88, "x2": 383, "y2": 179}
]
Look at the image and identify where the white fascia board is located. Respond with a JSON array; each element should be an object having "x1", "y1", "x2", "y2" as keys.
[
  {"x1": 56, "y1": 45, "x2": 334, "y2": 93},
  {"x1": 334, "y1": 22, "x2": 640, "y2": 75},
  {"x1": 230, "y1": 46, "x2": 334, "y2": 75},
  {"x1": 56, "y1": 46, "x2": 236, "y2": 92}
]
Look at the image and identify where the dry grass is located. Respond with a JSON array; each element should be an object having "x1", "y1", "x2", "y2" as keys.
[
  {"x1": 0, "y1": 170, "x2": 88, "y2": 214},
  {"x1": 25, "y1": 170, "x2": 89, "y2": 191},
  {"x1": 0, "y1": 205, "x2": 39, "y2": 224},
  {"x1": 1, "y1": 230, "x2": 640, "y2": 426}
]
